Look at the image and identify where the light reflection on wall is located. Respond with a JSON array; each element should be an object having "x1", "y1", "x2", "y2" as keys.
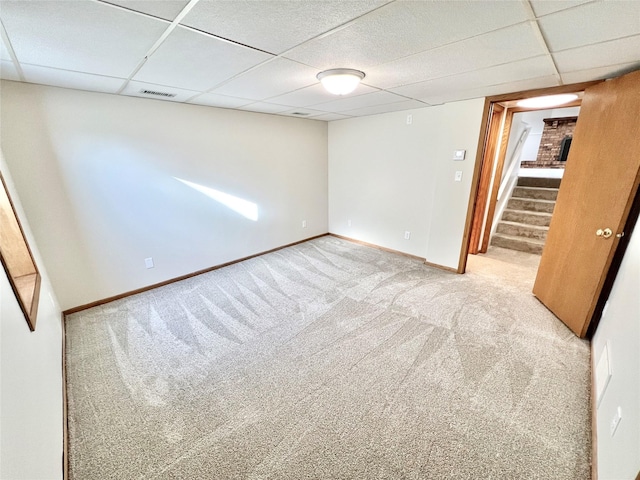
[{"x1": 174, "y1": 177, "x2": 259, "y2": 221}]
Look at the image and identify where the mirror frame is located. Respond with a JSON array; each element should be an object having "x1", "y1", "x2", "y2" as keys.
[{"x1": 0, "y1": 171, "x2": 41, "y2": 331}]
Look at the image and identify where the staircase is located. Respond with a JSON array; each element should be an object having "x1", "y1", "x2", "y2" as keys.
[{"x1": 491, "y1": 177, "x2": 561, "y2": 254}]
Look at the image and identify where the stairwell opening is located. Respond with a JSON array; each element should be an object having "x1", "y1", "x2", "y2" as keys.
[{"x1": 465, "y1": 85, "x2": 590, "y2": 265}]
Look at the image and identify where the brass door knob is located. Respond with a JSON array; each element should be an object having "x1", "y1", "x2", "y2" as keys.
[{"x1": 596, "y1": 228, "x2": 613, "y2": 239}]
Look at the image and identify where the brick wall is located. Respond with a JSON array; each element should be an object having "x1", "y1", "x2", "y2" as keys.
[{"x1": 521, "y1": 116, "x2": 577, "y2": 169}]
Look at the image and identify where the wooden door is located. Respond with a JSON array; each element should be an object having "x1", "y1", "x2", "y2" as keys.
[{"x1": 533, "y1": 70, "x2": 640, "y2": 338}]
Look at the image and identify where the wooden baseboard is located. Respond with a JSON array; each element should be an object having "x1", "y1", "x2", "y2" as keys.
[
  {"x1": 61, "y1": 313, "x2": 69, "y2": 480},
  {"x1": 424, "y1": 260, "x2": 459, "y2": 274},
  {"x1": 63, "y1": 234, "x2": 328, "y2": 315},
  {"x1": 328, "y1": 233, "x2": 460, "y2": 273},
  {"x1": 328, "y1": 233, "x2": 426, "y2": 262}
]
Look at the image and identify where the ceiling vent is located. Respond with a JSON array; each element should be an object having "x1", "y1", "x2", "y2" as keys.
[{"x1": 139, "y1": 89, "x2": 176, "y2": 98}]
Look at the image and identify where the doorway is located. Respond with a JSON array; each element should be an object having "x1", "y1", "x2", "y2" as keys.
[
  {"x1": 460, "y1": 72, "x2": 640, "y2": 339},
  {"x1": 467, "y1": 92, "x2": 585, "y2": 258}
]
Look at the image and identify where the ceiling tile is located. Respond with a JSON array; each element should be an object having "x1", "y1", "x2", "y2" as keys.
[
  {"x1": 554, "y1": 35, "x2": 640, "y2": 73},
  {"x1": 0, "y1": 60, "x2": 20, "y2": 81},
  {"x1": 312, "y1": 90, "x2": 409, "y2": 113},
  {"x1": 187, "y1": 92, "x2": 254, "y2": 109},
  {"x1": 539, "y1": 1, "x2": 640, "y2": 52},
  {"x1": 121, "y1": 80, "x2": 199, "y2": 102},
  {"x1": 134, "y1": 26, "x2": 273, "y2": 92},
  {"x1": 266, "y1": 82, "x2": 377, "y2": 108},
  {"x1": 101, "y1": 0, "x2": 189, "y2": 21},
  {"x1": 212, "y1": 58, "x2": 319, "y2": 101},
  {"x1": 390, "y1": 56, "x2": 557, "y2": 102},
  {"x1": 365, "y1": 22, "x2": 548, "y2": 89},
  {"x1": 182, "y1": 1, "x2": 387, "y2": 55},
  {"x1": 285, "y1": 0, "x2": 531, "y2": 69},
  {"x1": 0, "y1": 0, "x2": 168, "y2": 78},
  {"x1": 308, "y1": 112, "x2": 352, "y2": 121},
  {"x1": 529, "y1": 0, "x2": 592, "y2": 18},
  {"x1": 341, "y1": 99, "x2": 429, "y2": 117},
  {"x1": 560, "y1": 62, "x2": 639, "y2": 84},
  {"x1": 21, "y1": 64, "x2": 124, "y2": 93},
  {"x1": 238, "y1": 102, "x2": 292, "y2": 114},
  {"x1": 421, "y1": 75, "x2": 560, "y2": 105}
]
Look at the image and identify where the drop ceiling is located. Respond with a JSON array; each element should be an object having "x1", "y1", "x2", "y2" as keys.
[{"x1": 0, "y1": 0, "x2": 638, "y2": 121}]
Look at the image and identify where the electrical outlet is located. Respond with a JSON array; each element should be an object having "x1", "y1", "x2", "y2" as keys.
[
  {"x1": 145, "y1": 257, "x2": 154, "y2": 269},
  {"x1": 406, "y1": 114, "x2": 413, "y2": 125},
  {"x1": 302, "y1": 220, "x2": 307, "y2": 228},
  {"x1": 404, "y1": 231, "x2": 411, "y2": 240}
]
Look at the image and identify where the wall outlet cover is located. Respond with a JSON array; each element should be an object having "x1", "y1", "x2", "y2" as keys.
[
  {"x1": 610, "y1": 406, "x2": 622, "y2": 437},
  {"x1": 596, "y1": 342, "x2": 612, "y2": 407}
]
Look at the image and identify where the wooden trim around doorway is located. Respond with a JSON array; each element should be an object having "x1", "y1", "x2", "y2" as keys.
[
  {"x1": 479, "y1": 108, "x2": 514, "y2": 252},
  {"x1": 457, "y1": 98, "x2": 491, "y2": 273},
  {"x1": 468, "y1": 104, "x2": 504, "y2": 254},
  {"x1": 458, "y1": 80, "x2": 603, "y2": 274}
]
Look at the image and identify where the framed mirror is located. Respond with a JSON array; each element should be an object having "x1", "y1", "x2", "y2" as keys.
[{"x1": 0, "y1": 171, "x2": 41, "y2": 331}]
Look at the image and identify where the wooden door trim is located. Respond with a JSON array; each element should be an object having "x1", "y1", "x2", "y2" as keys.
[
  {"x1": 479, "y1": 108, "x2": 514, "y2": 252},
  {"x1": 468, "y1": 104, "x2": 504, "y2": 254},
  {"x1": 458, "y1": 98, "x2": 492, "y2": 273},
  {"x1": 458, "y1": 80, "x2": 603, "y2": 273}
]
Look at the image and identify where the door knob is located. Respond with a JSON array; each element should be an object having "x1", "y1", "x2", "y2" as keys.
[{"x1": 596, "y1": 228, "x2": 613, "y2": 239}]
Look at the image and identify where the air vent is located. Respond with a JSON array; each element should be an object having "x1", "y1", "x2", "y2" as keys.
[
  {"x1": 139, "y1": 89, "x2": 176, "y2": 98},
  {"x1": 290, "y1": 112, "x2": 310, "y2": 116}
]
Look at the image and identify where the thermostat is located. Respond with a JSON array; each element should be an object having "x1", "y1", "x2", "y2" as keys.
[{"x1": 453, "y1": 150, "x2": 466, "y2": 161}]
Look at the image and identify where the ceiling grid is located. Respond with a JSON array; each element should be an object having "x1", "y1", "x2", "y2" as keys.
[{"x1": 0, "y1": 0, "x2": 637, "y2": 120}]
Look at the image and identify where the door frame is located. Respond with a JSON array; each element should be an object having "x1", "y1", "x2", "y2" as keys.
[{"x1": 458, "y1": 80, "x2": 602, "y2": 273}]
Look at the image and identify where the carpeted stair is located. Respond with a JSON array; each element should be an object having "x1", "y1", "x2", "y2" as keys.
[{"x1": 491, "y1": 176, "x2": 561, "y2": 254}]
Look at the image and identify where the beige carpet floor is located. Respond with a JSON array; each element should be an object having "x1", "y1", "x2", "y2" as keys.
[{"x1": 65, "y1": 235, "x2": 591, "y2": 479}]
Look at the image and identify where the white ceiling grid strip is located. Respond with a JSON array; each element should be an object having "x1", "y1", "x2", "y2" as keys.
[
  {"x1": 0, "y1": 18, "x2": 24, "y2": 81},
  {"x1": 115, "y1": 0, "x2": 202, "y2": 94},
  {"x1": 184, "y1": 1, "x2": 394, "y2": 105},
  {"x1": 523, "y1": 0, "x2": 562, "y2": 84}
]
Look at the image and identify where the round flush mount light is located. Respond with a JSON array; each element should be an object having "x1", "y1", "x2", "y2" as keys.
[
  {"x1": 516, "y1": 93, "x2": 579, "y2": 109},
  {"x1": 317, "y1": 68, "x2": 365, "y2": 95}
]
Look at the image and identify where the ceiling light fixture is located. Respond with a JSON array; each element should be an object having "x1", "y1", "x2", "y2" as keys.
[
  {"x1": 516, "y1": 93, "x2": 579, "y2": 109},
  {"x1": 317, "y1": 68, "x2": 365, "y2": 95}
]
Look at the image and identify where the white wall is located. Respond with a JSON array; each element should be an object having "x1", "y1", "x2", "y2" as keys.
[
  {"x1": 0, "y1": 151, "x2": 63, "y2": 480},
  {"x1": 328, "y1": 98, "x2": 484, "y2": 269},
  {"x1": 0, "y1": 81, "x2": 328, "y2": 310},
  {"x1": 592, "y1": 226, "x2": 640, "y2": 480}
]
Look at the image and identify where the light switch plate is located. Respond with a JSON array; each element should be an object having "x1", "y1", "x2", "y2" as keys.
[{"x1": 454, "y1": 171, "x2": 463, "y2": 182}]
